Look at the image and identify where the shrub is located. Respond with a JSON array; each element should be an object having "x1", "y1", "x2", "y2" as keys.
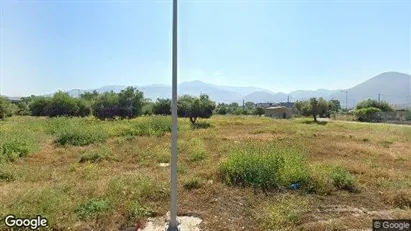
[
  {"x1": 384, "y1": 190, "x2": 411, "y2": 209},
  {"x1": 125, "y1": 201, "x2": 156, "y2": 220},
  {"x1": 183, "y1": 178, "x2": 202, "y2": 190},
  {"x1": 258, "y1": 195, "x2": 309, "y2": 230},
  {"x1": 187, "y1": 138, "x2": 206, "y2": 162},
  {"x1": 79, "y1": 146, "x2": 112, "y2": 163},
  {"x1": 330, "y1": 166, "x2": 357, "y2": 192},
  {"x1": 119, "y1": 117, "x2": 171, "y2": 137},
  {"x1": 0, "y1": 96, "x2": 18, "y2": 119},
  {"x1": 354, "y1": 107, "x2": 381, "y2": 122},
  {"x1": 405, "y1": 110, "x2": 411, "y2": 121},
  {"x1": 192, "y1": 121, "x2": 211, "y2": 129},
  {"x1": 55, "y1": 127, "x2": 108, "y2": 146},
  {"x1": 29, "y1": 96, "x2": 52, "y2": 116},
  {"x1": 1, "y1": 140, "x2": 31, "y2": 162},
  {"x1": 107, "y1": 174, "x2": 167, "y2": 202},
  {"x1": 75, "y1": 198, "x2": 112, "y2": 220},
  {"x1": 219, "y1": 143, "x2": 310, "y2": 190},
  {"x1": 0, "y1": 168, "x2": 15, "y2": 182},
  {"x1": 356, "y1": 99, "x2": 394, "y2": 112}
]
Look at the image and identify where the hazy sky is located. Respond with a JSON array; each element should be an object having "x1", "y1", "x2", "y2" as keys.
[{"x1": 1, "y1": 0, "x2": 410, "y2": 96}]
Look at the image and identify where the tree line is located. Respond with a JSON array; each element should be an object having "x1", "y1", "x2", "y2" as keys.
[
  {"x1": 214, "y1": 102, "x2": 265, "y2": 116},
  {"x1": 294, "y1": 98, "x2": 341, "y2": 122},
  {"x1": 0, "y1": 87, "x2": 216, "y2": 125}
]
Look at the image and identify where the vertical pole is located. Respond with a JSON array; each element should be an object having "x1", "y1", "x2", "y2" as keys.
[
  {"x1": 345, "y1": 91, "x2": 348, "y2": 110},
  {"x1": 378, "y1": 94, "x2": 380, "y2": 103},
  {"x1": 168, "y1": 0, "x2": 178, "y2": 230},
  {"x1": 242, "y1": 99, "x2": 245, "y2": 112}
]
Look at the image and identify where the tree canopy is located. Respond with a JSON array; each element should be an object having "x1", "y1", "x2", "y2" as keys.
[
  {"x1": 356, "y1": 99, "x2": 394, "y2": 112},
  {"x1": 152, "y1": 98, "x2": 171, "y2": 115},
  {"x1": 177, "y1": 94, "x2": 216, "y2": 124},
  {"x1": 294, "y1": 97, "x2": 333, "y2": 122}
]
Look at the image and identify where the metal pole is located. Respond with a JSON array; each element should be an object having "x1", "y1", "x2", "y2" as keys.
[
  {"x1": 345, "y1": 91, "x2": 348, "y2": 110},
  {"x1": 168, "y1": 0, "x2": 178, "y2": 230}
]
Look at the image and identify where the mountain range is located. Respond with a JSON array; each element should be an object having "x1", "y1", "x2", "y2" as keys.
[{"x1": 4, "y1": 71, "x2": 411, "y2": 109}]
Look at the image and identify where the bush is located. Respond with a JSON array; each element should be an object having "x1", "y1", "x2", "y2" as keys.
[
  {"x1": 29, "y1": 97, "x2": 52, "y2": 116},
  {"x1": 330, "y1": 166, "x2": 357, "y2": 192},
  {"x1": 356, "y1": 99, "x2": 394, "y2": 112},
  {"x1": 92, "y1": 87, "x2": 145, "y2": 120},
  {"x1": 354, "y1": 107, "x2": 381, "y2": 122},
  {"x1": 258, "y1": 195, "x2": 309, "y2": 230},
  {"x1": 75, "y1": 198, "x2": 112, "y2": 220},
  {"x1": 0, "y1": 168, "x2": 15, "y2": 182},
  {"x1": 0, "y1": 96, "x2": 18, "y2": 119},
  {"x1": 1, "y1": 140, "x2": 31, "y2": 162},
  {"x1": 55, "y1": 127, "x2": 109, "y2": 146},
  {"x1": 192, "y1": 121, "x2": 211, "y2": 129},
  {"x1": 187, "y1": 138, "x2": 206, "y2": 162},
  {"x1": 125, "y1": 201, "x2": 156, "y2": 220},
  {"x1": 120, "y1": 117, "x2": 171, "y2": 137},
  {"x1": 219, "y1": 143, "x2": 311, "y2": 190},
  {"x1": 79, "y1": 146, "x2": 112, "y2": 163},
  {"x1": 405, "y1": 110, "x2": 411, "y2": 121},
  {"x1": 183, "y1": 178, "x2": 202, "y2": 190}
]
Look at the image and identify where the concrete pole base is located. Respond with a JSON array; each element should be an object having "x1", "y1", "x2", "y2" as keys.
[{"x1": 137, "y1": 212, "x2": 202, "y2": 231}]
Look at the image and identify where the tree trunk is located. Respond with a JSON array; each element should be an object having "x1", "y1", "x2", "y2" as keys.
[
  {"x1": 313, "y1": 114, "x2": 318, "y2": 122},
  {"x1": 189, "y1": 116, "x2": 197, "y2": 125}
]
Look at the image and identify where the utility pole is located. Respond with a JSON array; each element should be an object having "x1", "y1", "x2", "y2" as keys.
[
  {"x1": 378, "y1": 94, "x2": 381, "y2": 103},
  {"x1": 341, "y1": 90, "x2": 348, "y2": 110},
  {"x1": 242, "y1": 99, "x2": 245, "y2": 112},
  {"x1": 168, "y1": 0, "x2": 178, "y2": 230}
]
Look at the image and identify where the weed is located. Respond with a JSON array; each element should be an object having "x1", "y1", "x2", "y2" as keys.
[
  {"x1": 107, "y1": 174, "x2": 168, "y2": 202},
  {"x1": 219, "y1": 142, "x2": 310, "y2": 190},
  {"x1": 79, "y1": 145, "x2": 112, "y2": 163},
  {"x1": 384, "y1": 190, "x2": 411, "y2": 209},
  {"x1": 1, "y1": 140, "x2": 30, "y2": 162},
  {"x1": 183, "y1": 178, "x2": 202, "y2": 190},
  {"x1": 187, "y1": 138, "x2": 206, "y2": 162},
  {"x1": 330, "y1": 166, "x2": 358, "y2": 192},
  {"x1": 258, "y1": 194, "x2": 309, "y2": 230},
  {"x1": 192, "y1": 121, "x2": 211, "y2": 129},
  {"x1": 0, "y1": 168, "x2": 15, "y2": 182},
  {"x1": 75, "y1": 198, "x2": 112, "y2": 220},
  {"x1": 125, "y1": 201, "x2": 156, "y2": 220},
  {"x1": 55, "y1": 126, "x2": 109, "y2": 146}
]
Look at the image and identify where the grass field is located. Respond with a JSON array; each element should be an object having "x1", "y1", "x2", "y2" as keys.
[{"x1": 1, "y1": 115, "x2": 411, "y2": 230}]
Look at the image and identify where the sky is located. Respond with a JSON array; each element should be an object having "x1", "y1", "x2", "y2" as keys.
[{"x1": 0, "y1": 0, "x2": 410, "y2": 96}]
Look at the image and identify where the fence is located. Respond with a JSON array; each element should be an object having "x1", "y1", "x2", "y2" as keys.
[{"x1": 370, "y1": 111, "x2": 411, "y2": 123}]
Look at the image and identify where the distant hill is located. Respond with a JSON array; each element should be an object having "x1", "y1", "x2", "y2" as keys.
[
  {"x1": 4, "y1": 71, "x2": 411, "y2": 108},
  {"x1": 329, "y1": 72, "x2": 411, "y2": 109}
]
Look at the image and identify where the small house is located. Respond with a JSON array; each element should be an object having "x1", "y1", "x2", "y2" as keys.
[{"x1": 265, "y1": 106, "x2": 293, "y2": 119}]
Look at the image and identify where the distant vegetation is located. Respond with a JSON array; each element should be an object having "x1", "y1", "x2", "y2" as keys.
[
  {"x1": 0, "y1": 87, "x2": 218, "y2": 126},
  {"x1": 294, "y1": 98, "x2": 341, "y2": 122},
  {"x1": 215, "y1": 101, "x2": 265, "y2": 116},
  {"x1": 354, "y1": 99, "x2": 395, "y2": 122}
]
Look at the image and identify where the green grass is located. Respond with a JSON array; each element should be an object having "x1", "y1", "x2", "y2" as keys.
[
  {"x1": 219, "y1": 142, "x2": 357, "y2": 193},
  {"x1": 75, "y1": 198, "x2": 112, "y2": 220},
  {"x1": 0, "y1": 167, "x2": 15, "y2": 182},
  {"x1": 79, "y1": 145, "x2": 113, "y2": 163},
  {"x1": 330, "y1": 166, "x2": 358, "y2": 192},
  {"x1": 1, "y1": 115, "x2": 410, "y2": 230},
  {"x1": 55, "y1": 126, "x2": 109, "y2": 146},
  {"x1": 186, "y1": 138, "x2": 207, "y2": 162},
  {"x1": 257, "y1": 194, "x2": 309, "y2": 230},
  {"x1": 219, "y1": 142, "x2": 311, "y2": 190}
]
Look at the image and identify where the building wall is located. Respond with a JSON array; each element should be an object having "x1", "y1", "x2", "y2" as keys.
[{"x1": 265, "y1": 108, "x2": 292, "y2": 119}]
